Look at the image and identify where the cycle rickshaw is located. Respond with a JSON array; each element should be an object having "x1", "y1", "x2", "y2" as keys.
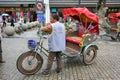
[
  {"x1": 16, "y1": 7, "x2": 100, "y2": 75},
  {"x1": 101, "y1": 12, "x2": 120, "y2": 41}
]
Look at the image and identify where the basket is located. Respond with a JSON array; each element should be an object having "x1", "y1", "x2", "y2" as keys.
[{"x1": 28, "y1": 40, "x2": 37, "y2": 49}]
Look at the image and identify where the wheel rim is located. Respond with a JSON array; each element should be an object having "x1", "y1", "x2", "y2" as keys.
[
  {"x1": 85, "y1": 50, "x2": 94, "y2": 61},
  {"x1": 84, "y1": 47, "x2": 97, "y2": 64},
  {"x1": 117, "y1": 32, "x2": 120, "y2": 41},
  {"x1": 17, "y1": 52, "x2": 42, "y2": 75},
  {"x1": 22, "y1": 56, "x2": 39, "y2": 71},
  {"x1": 117, "y1": 37, "x2": 120, "y2": 41}
]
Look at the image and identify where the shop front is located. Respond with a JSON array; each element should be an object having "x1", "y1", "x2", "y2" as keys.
[
  {"x1": 0, "y1": 7, "x2": 37, "y2": 22},
  {"x1": 0, "y1": 0, "x2": 119, "y2": 22}
]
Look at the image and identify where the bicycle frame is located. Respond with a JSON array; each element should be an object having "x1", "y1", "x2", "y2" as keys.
[{"x1": 31, "y1": 34, "x2": 49, "y2": 58}]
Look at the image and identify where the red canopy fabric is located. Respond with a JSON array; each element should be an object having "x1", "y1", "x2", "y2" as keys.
[
  {"x1": 116, "y1": 13, "x2": 120, "y2": 17},
  {"x1": 108, "y1": 12, "x2": 120, "y2": 18},
  {"x1": 62, "y1": 7, "x2": 99, "y2": 24},
  {"x1": 62, "y1": 7, "x2": 99, "y2": 35},
  {"x1": 108, "y1": 12, "x2": 120, "y2": 23}
]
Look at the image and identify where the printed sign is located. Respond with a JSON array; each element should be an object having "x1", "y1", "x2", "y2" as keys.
[
  {"x1": 36, "y1": 1, "x2": 44, "y2": 13},
  {"x1": 36, "y1": 2, "x2": 43, "y2": 11},
  {"x1": 37, "y1": 13, "x2": 44, "y2": 22}
]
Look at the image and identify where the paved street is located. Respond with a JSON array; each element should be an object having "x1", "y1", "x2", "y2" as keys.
[{"x1": 0, "y1": 28, "x2": 120, "y2": 80}]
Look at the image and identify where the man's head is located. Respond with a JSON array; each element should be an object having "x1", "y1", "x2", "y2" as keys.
[{"x1": 50, "y1": 13, "x2": 59, "y2": 23}]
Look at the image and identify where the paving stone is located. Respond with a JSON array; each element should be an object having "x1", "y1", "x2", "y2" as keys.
[{"x1": 0, "y1": 29, "x2": 120, "y2": 80}]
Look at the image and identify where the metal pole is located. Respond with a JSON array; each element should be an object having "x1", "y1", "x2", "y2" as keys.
[
  {"x1": 78, "y1": 0, "x2": 81, "y2": 7},
  {"x1": 44, "y1": 0, "x2": 50, "y2": 24}
]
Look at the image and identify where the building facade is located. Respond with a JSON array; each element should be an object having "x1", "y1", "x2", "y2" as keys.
[
  {"x1": 0, "y1": 0, "x2": 120, "y2": 12},
  {"x1": 0, "y1": 0, "x2": 119, "y2": 21}
]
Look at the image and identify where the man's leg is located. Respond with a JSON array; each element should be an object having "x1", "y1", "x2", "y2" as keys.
[
  {"x1": 0, "y1": 39, "x2": 5, "y2": 63},
  {"x1": 0, "y1": 39, "x2": 2, "y2": 60},
  {"x1": 42, "y1": 52, "x2": 55, "y2": 74},
  {"x1": 56, "y1": 52, "x2": 62, "y2": 73}
]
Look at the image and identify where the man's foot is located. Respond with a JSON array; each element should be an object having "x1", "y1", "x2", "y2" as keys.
[
  {"x1": 56, "y1": 68, "x2": 62, "y2": 73},
  {"x1": 2, "y1": 35, "x2": 5, "y2": 38},
  {"x1": 0, "y1": 60, "x2": 5, "y2": 63},
  {"x1": 41, "y1": 71, "x2": 49, "y2": 76}
]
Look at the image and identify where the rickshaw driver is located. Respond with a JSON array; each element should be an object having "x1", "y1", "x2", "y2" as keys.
[{"x1": 40, "y1": 13, "x2": 66, "y2": 75}]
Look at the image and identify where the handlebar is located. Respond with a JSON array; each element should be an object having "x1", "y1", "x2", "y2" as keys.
[{"x1": 37, "y1": 30, "x2": 48, "y2": 39}]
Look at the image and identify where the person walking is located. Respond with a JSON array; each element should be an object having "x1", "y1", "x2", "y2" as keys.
[
  {"x1": 2, "y1": 16, "x2": 6, "y2": 27},
  {"x1": 10, "y1": 17, "x2": 15, "y2": 27},
  {"x1": 0, "y1": 24, "x2": 5, "y2": 63},
  {"x1": 40, "y1": 13, "x2": 66, "y2": 75}
]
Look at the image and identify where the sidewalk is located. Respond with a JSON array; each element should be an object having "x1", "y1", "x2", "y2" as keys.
[{"x1": 0, "y1": 29, "x2": 120, "y2": 80}]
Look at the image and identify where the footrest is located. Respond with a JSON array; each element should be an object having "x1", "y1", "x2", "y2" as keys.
[{"x1": 63, "y1": 47, "x2": 80, "y2": 57}]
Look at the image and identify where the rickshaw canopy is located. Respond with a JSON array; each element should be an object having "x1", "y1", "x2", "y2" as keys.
[
  {"x1": 108, "y1": 12, "x2": 120, "y2": 23},
  {"x1": 108, "y1": 12, "x2": 120, "y2": 18},
  {"x1": 62, "y1": 7, "x2": 99, "y2": 24},
  {"x1": 62, "y1": 7, "x2": 99, "y2": 35}
]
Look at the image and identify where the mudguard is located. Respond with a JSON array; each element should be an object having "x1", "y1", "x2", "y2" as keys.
[
  {"x1": 79, "y1": 44, "x2": 98, "y2": 64},
  {"x1": 80, "y1": 43, "x2": 98, "y2": 55}
]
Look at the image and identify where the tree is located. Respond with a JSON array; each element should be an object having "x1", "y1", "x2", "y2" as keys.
[{"x1": 97, "y1": 0, "x2": 110, "y2": 28}]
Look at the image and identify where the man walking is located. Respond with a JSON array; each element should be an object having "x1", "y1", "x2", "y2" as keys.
[{"x1": 10, "y1": 17, "x2": 15, "y2": 27}]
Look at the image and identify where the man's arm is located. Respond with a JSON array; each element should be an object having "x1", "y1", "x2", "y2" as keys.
[{"x1": 40, "y1": 25, "x2": 52, "y2": 34}]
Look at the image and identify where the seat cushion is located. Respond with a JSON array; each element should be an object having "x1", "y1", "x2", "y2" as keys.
[{"x1": 66, "y1": 36, "x2": 82, "y2": 45}]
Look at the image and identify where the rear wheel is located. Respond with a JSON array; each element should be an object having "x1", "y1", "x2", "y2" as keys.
[
  {"x1": 16, "y1": 51, "x2": 43, "y2": 75},
  {"x1": 116, "y1": 32, "x2": 120, "y2": 41},
  {"x1": 83, "y1": 47, "x2": 97, "y2": 65}
]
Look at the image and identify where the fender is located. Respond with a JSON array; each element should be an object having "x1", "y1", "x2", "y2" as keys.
[{"x1": 80, "y1": 44, "x2": 98, "y2": 55}]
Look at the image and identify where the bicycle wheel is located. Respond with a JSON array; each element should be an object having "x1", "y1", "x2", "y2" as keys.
[
  {"x1": 83, "y1": 47, "x2": 97, "y2": 65},
  {"x1": 117, "y1": 32, "x2": 120, "y2": 41},
  {"x1": 16, "y1": 51, "x2": 43, "y2": 75}
]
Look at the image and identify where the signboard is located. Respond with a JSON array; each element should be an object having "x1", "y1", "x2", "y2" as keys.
[
  {"x1": 36, "y1": 1, "x2": 44, "y2": 13},
  {"x1": 37, "y1": 13, "x2": 44, "y2": 22},
  {"x1": 51, "y1": 8, "x2": 57, "y2": 13}
]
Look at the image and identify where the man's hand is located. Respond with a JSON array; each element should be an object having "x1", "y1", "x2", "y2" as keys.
[{"x1": 40, "y1": 25, "x2": 52, "y2": 34}]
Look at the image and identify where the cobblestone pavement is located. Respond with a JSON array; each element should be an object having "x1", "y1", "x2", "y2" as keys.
[{"x1": 0, "y1": 29, "x2": 120, "y2": 80}]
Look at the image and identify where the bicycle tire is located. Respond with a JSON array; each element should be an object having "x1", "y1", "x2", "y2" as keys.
[
  {"x1": 83, "y1": 47, "x2": 97, "y2": 65},
  {"x1": 117, "y1": 32, "x2": 120, "y2": 41},
  {"x1": 16, "y1": 51, "x2": 43, "y2": 75}
]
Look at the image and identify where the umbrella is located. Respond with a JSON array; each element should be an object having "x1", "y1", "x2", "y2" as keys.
[{"x1": 2, "y1": 13, "x2": 9, "y2": 16}]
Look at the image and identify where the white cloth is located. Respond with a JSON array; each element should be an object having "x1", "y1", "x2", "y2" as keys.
[{"x1": 48, "y1": 22, "x2": 66, "y2": 52}]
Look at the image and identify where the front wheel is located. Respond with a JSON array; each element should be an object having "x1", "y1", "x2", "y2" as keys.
[
  {"x1": 16, "y1": 51, "x2": 43, "y2": 75},
  {"x1": 83, "y1": 47, "x2": 97, "y2": 65}
]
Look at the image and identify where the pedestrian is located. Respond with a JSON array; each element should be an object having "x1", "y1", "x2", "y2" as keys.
[
  {"x1": 1, "y1": 16, "x2": 6, "y2": 38},
  {"x1": 40, "y1": 13, "x2": 66, "y2": 75},
  {"x1": 30, "y1": 15, "x2": 33, "y2": 22},
  {"x1": 20, "y1": 16, "x2": 24, "y2": 23},
  {"x1": 0, "y1": 24, "x2": 5, "y2": 63},
  {"x1": 10, "y1": 17, "x2": 15, "y2": 27},
  {"x1": 2, "y1": 16, "x2": 6, "y2": 27},
  {"x1": 24, "y1": 16, "x2": 27, "y2": 24}
]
